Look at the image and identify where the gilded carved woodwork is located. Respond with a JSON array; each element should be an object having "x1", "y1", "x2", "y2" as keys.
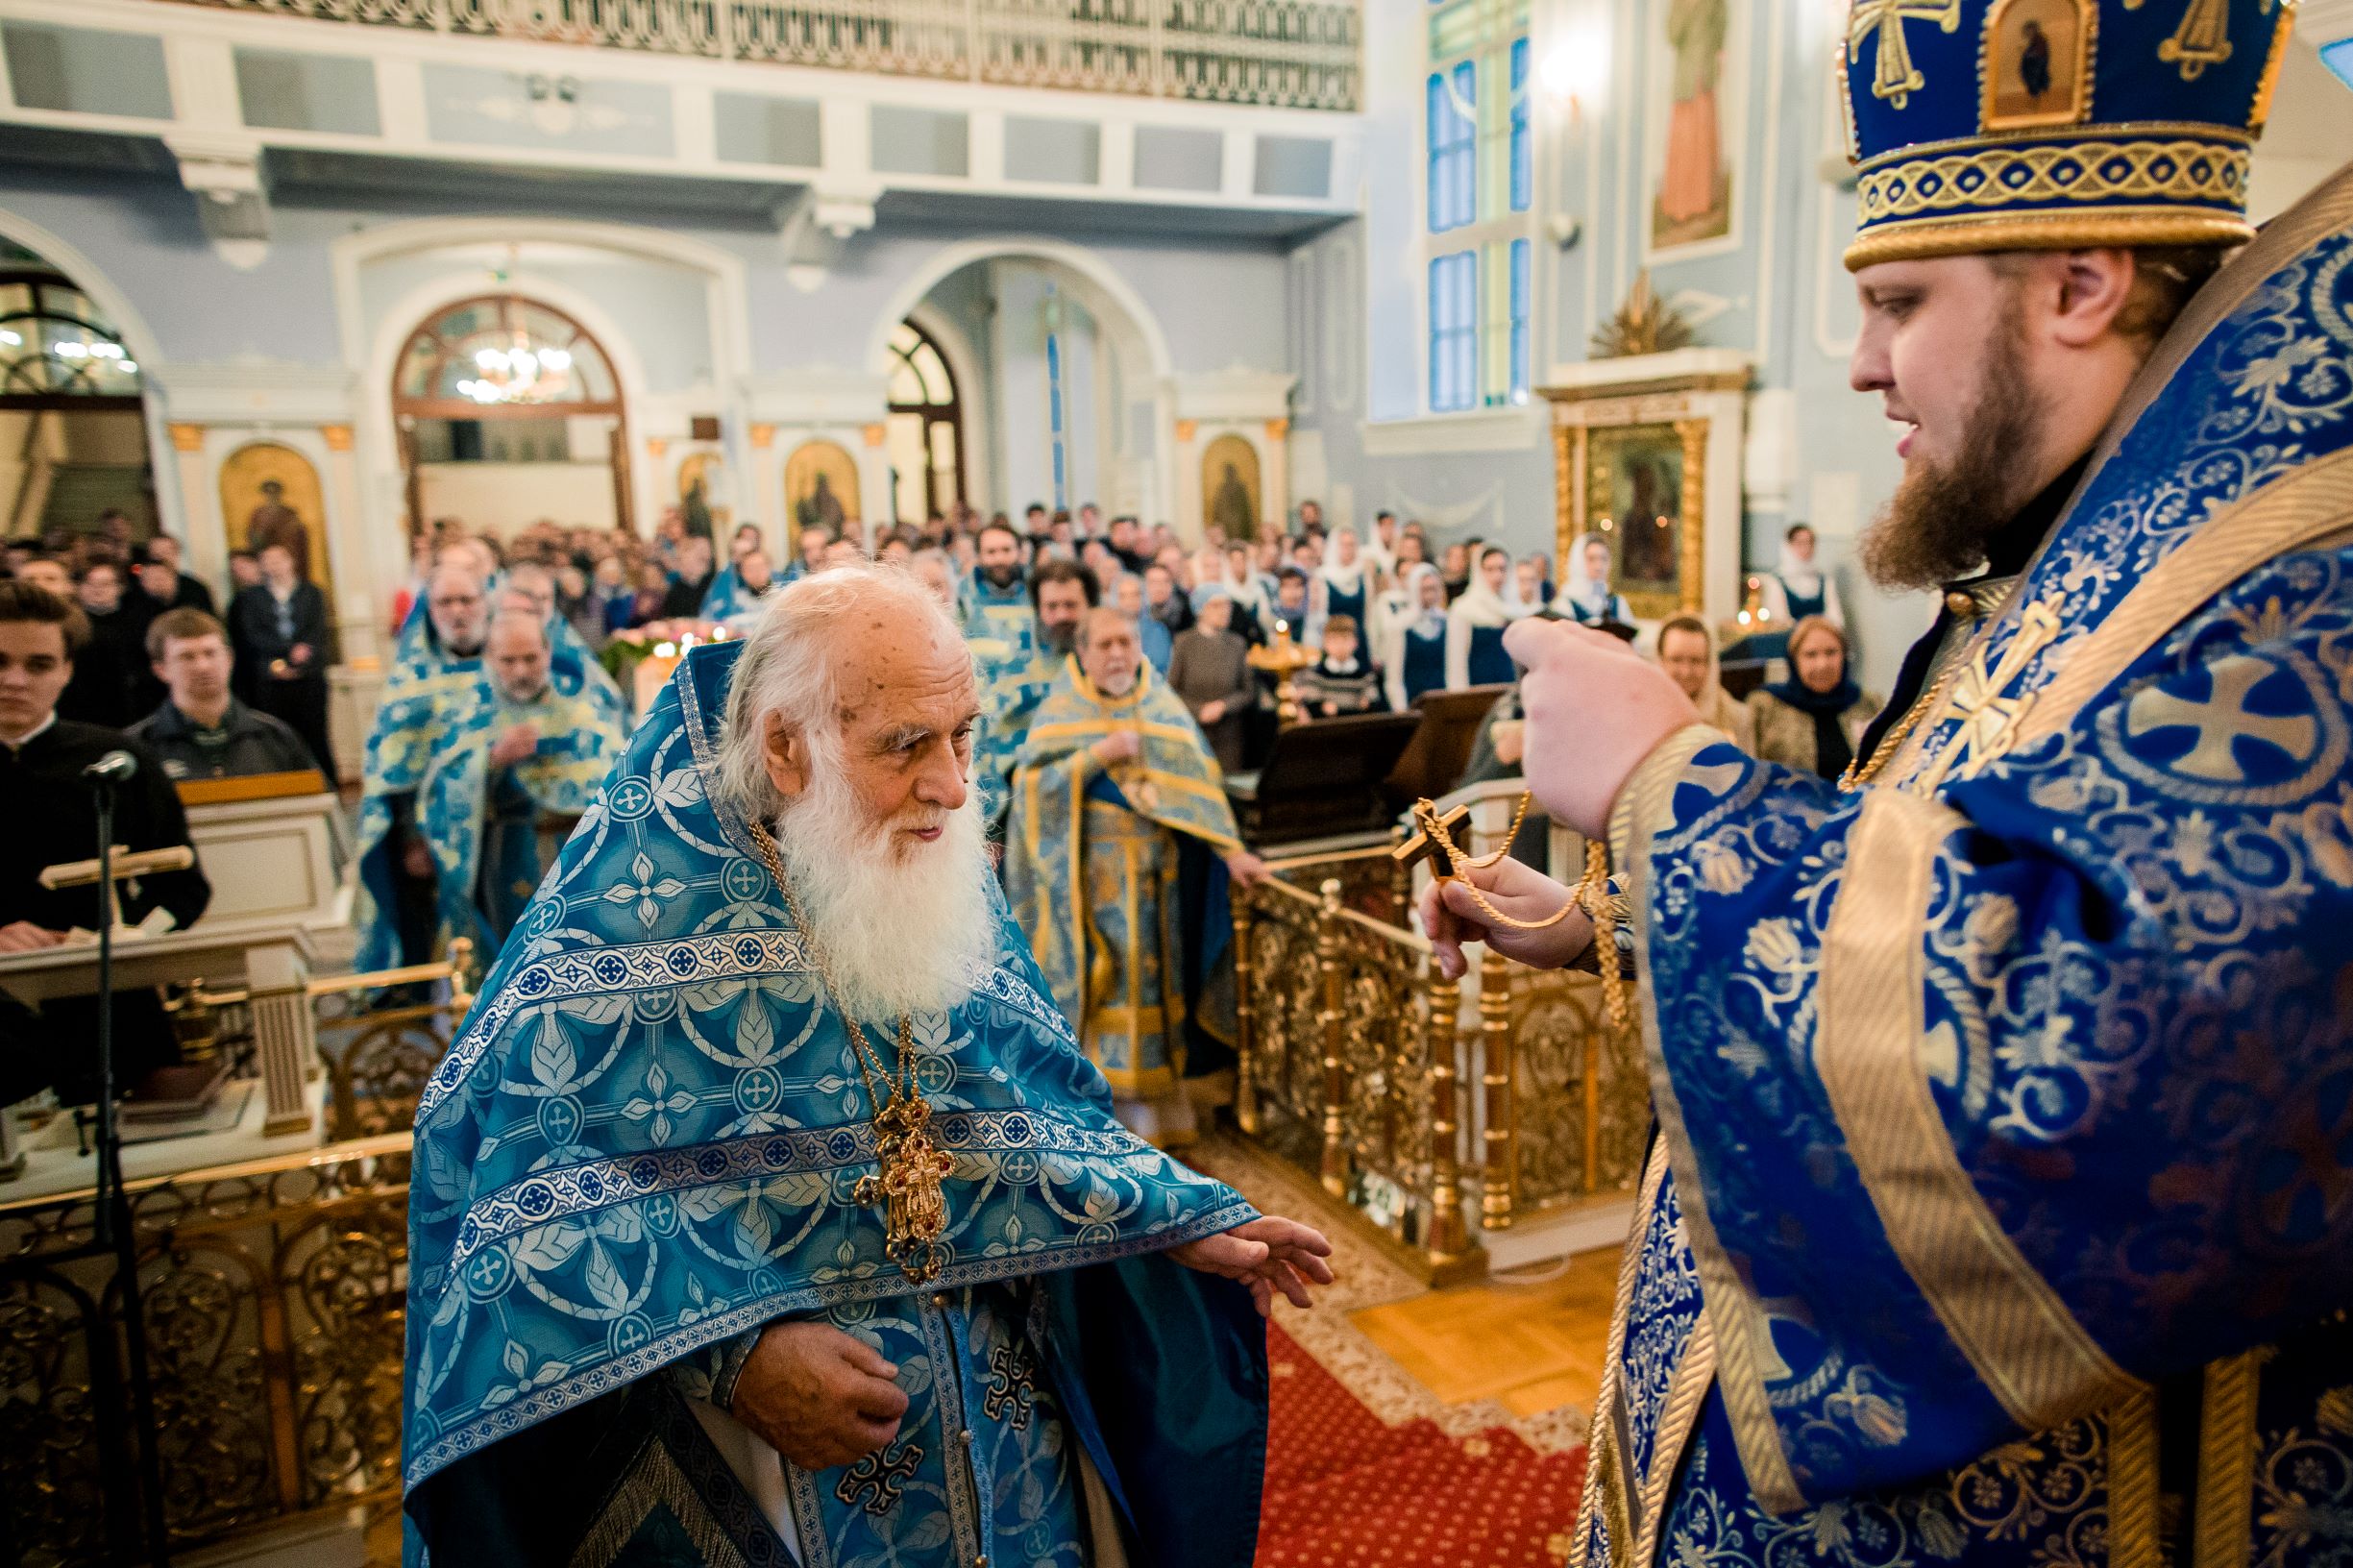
[
  {"x1": 1233, "y1": 842, "x2": 1653, "y2": 1279},
  {"x1": 0, "y1": 1139, "x2": 414, "y2": 1561}
]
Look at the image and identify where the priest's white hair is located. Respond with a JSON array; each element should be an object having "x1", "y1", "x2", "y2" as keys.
[{"x1": 714, "y1": 566, "x2": 994, "y2": 1022}]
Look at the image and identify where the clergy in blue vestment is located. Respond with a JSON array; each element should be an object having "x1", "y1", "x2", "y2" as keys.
[
  {"x1": 700, "y1": 548, "x2": 781, "y2": 629},
  {"x1": 970, "y1": 558, "x2": 1094, "y2": 833},
  {"x1": 355, "y1": 562, "x2": 494, "y2": 967},
  {"x1": 1422, "y1": 20, "x2": 2353, "y2": 1567},
  {"x1": 962, "y1": 520, "x2": 1034, "y2": 651},
  {"x1": 354, "y1": 609, "x2": 623, "y2": 969},
  {"x1": 495, "y1": 563, "x2": 631, "y2": 726},
  {"x1": 402, "y1": 567, "x2": 1332, "y2": 1568},
  {"x1": 1003, "y1": 607, "x2": 1268, "y2": 1148}
]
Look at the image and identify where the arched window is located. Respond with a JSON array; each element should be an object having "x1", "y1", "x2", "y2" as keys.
[
  {"x1": 391, "y1": 295, "x2": 631, "y2": 534},
  {"x1": 885, "y1": 319, "x2": 964, "y2": 523},
  {"x1": 0, "y1": 266, "x2": 143, "y2": 404},
  {"x1": 395, "y1": 294, "x2": 619, "y2": 408}
]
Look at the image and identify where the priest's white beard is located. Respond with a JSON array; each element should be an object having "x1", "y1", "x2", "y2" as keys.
[{"x1": 769, "y1": 756, "x2": 995, "y2": 1024}]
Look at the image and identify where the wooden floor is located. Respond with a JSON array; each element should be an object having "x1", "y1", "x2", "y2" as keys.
[{"x1": 1348, "y1": 1246, "x2": 1622, "y2": 1418}]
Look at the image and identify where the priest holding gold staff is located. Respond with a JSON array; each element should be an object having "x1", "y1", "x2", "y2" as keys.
[
  {"x1": 404, "y1": 567, "x2": 1329, "y2": 1568},
  {"x1": 1004, "y1": 606, "x2": 1268, "y2": 1148},
  {"x1": 1421, "y1": 6, "x2": 2353, "y2": 1561}
]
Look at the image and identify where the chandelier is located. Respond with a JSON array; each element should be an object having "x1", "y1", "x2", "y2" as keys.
[{"x1": 455, "y1": 332, "x2": 573, "y2": 404}]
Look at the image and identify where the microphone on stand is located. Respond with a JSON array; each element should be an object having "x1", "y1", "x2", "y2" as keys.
[{"x1": 84, "y1": 749, "x2": 138, "y2": 786}]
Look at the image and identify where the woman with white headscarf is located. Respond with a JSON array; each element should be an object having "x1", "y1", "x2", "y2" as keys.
[
  {"x1": 1445, "y1": 545, "x2": 1523, "y2": 689},
  {"x1": 1554, "y1": 531, "x2": 1632, "y2": 626},
  {"x1": 1504, "y1": 555, "x2": 1549, "y2": 617},
  {"x1": 1755, "y1": 521, "x2": 1845, "y2": 631},
  {"x1": 1382, "y1": 562, "x2": 1452, "y2": 710},
  {"x1": 1310, "y1": 527, "x2": 1369, "y2": 645}
]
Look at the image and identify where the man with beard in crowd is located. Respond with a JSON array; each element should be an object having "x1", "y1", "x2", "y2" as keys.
[
  {"x1": 352, "y1": 561, "x2": 492, "y2": 968},
  {"x1": 1005, "y1": 605, "x2": 1266, "y2": 1147},
  {"x1": 970, "y1": 557, "x2": 1094, "y2": 833}
]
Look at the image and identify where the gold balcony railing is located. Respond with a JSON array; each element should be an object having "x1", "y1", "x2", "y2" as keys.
[
  {"x1": 0, "y1": 1135, "x2": 415, "y2": 1563},
  {"x1": 164, "y1": 0, "x2": 1363, "y2": 110},
  {"x1": 1233, "y1": 837, "x2": 1646, "y2": 1283},
  {"x1": 0, "y1": 948, "x2": 475, "y2": 1564}
]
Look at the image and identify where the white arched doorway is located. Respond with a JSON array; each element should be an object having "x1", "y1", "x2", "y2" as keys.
[
  {"x1": 331, "y1": 215, "x2": 749, "y2": 620},
  {"x1": 867, "y1": 240, "x2": 1177, "y2": 530}
]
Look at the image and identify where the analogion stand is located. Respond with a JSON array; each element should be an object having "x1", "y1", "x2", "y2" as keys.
[{"x1": 0, "y1": 919, "x2": 326, "y2": 1148}]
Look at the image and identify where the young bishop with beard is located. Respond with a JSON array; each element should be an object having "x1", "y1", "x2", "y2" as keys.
[
  {"x1": 403, "y1": 566, "x2": 1331, "y2": 1568},
  {"x1": 1421, "y1": 8, "x2": 2353, "y2": 1563}
]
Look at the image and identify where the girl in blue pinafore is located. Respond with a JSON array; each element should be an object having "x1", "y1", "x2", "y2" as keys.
[
  {"x1": 1445, "y1": 545, "x2": 1524, "y2": 690},
  {"x1": 1311, "y1": 527, "x2": 1369, "y2": 643},
  {"x1": 1383, "y1": 562, "x2": 1453, "y2": 709}
]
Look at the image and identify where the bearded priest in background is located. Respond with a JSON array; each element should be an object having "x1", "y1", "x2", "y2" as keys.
[
  {"x1": 404, "y1": 567, "x2": 1330, "y2": 1568},
  {"x1": 1004, "y1": 607, "x2": 1267, "y2": 1149}
]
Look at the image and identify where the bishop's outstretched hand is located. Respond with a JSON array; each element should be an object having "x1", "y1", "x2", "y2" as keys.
[{"x1": 1169, "y1": 1215, "x2": 1336, "y2": 1316}]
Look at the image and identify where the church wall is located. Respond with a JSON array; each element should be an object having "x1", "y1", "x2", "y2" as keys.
[
  {"x1": 0, "y1": 159, "x2": 1298, "y2": 649},
  {"x1": 1294, "y1": 0, "x2": 2345, "y2": 692},
  {"x1": 1283, "y1": 0, "x2": 1950, "y2": 689}
]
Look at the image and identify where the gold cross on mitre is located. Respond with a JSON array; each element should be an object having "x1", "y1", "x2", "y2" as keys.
[
  {"x1": 1848, "y1": 0, "x2": 1963, "y2": 108},
  {"x1": 1909, "y1": 598, "x2": 2066, "y2": 795},
  {"x1": 1393, "y1": 801, "x2": 1471, "y2": 881}
]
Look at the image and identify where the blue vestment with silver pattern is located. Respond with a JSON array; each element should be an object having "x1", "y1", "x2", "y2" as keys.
[
  {"x1": 402, "y1": 639, "x2": 1269, "y2": 1568},
  {"x1": 1575, "y1": 169, "x2": 2353, "y2": 1568}
]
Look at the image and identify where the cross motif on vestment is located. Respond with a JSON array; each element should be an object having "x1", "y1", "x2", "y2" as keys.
[
  {"x1": 1909, "y1": 598, "x2": 2066, "y2": 796},
  {"x1": 834, "y1": 1440, "x2": 925, "y2": 1515},
  {"x1": 2123, "y1": 655, "x2": 2317, "y2": 783},
  {"x1": 983, "y1": 1342, "x2": 1039, "y2": 1431},
  {"x1": 1848, "y1": 0, "x2": 1963, "y2": 109}
]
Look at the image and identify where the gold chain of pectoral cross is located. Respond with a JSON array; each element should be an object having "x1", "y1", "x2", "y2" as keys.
[
  {"x1": 1841, "y1": 597, "x2": 2066, "y2": 793},
  {"x1": 748, "y1": 821, "x2": 954, "y2": 1286}
]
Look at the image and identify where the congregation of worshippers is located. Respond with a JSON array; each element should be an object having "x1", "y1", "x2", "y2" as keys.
[{"x1": 0, "y1": 497, "x2": 1857, "y2": 1137}]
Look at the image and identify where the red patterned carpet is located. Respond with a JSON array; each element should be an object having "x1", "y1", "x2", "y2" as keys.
[{"x1": 1257, "y1": 1320, "x2": 1588, "y2": 1568}]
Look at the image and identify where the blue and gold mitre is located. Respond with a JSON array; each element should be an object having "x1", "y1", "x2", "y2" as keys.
[{"x1": 1840, "y1": 0, "x2": 2297, "y2": 267}]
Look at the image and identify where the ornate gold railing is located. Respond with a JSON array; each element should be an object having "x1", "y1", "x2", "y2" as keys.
[
  {"x1": 0, "y1": 1136, "x2": 415, "y2": 1563},
  {"x1": 159, "y1": 0, "x2": 1363, "y2": 110},
  {"x1": 0, "y1": 948, "x2": 475, "y2": 1563},
  {"x1": 1233, "y1": 842, "x2": 1645, "y2": 1281}
]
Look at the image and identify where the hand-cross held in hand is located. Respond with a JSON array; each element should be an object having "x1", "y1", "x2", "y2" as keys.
[{"x1": 1391, "y1": 802, "x2": 1471, "y2": 882}]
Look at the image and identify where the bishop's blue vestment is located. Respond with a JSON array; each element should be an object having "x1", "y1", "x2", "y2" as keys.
[
  {"x1": 1575, "y1": 167, "x2": 2353, "y2": 1568},
  {"x1": 403, "y1": 639, "x2": 1270, "y2": 1568}
]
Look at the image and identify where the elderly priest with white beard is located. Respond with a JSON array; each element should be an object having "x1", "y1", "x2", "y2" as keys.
[{"x1": 402, "y1": 566, "x2": 1331, "y2": 1568}]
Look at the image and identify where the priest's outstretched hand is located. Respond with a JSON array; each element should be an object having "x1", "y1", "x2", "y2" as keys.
[
  {"x1": 1417, "y1": 616, "x2": 1697, "y2": 981},
  {"x1": 1169, "y1": 1216, "x2": 1336, "y2": 1316}
]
